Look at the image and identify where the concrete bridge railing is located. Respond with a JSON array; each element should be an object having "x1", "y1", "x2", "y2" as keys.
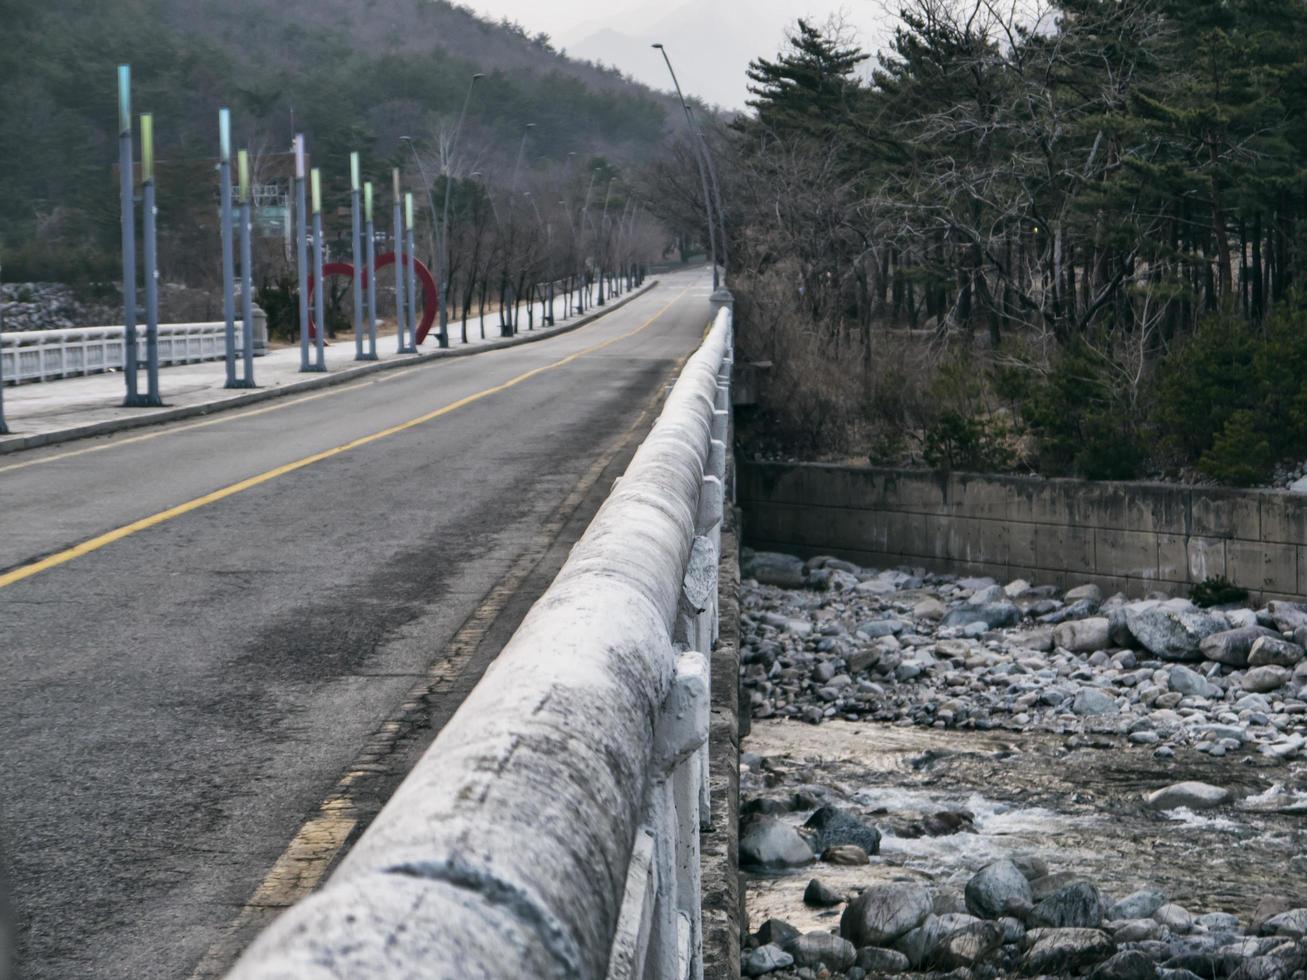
[
  {"x1": 226, "y1": 304, "x2": 734, "y2": 980},
  {"x1": 1, "y1": 314, "x2": 268, "y2": 386}
]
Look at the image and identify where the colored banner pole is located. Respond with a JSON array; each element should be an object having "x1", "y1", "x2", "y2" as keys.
[
  {"x1": 393, "y1": 169, "x2": 411, "y2": 353},
  {"x1": 364, "y1": 182, "x2": 379, "y2": 360},
  {"x1": 311, "y1": 167, "x2": 326, "y2": 371},
  {"x1": 140, "y1": 112, "x2": 162, "y2": 406},
  {"x1": 350, "y1": 152, "x2": 365, "y2": 361},
  {"x1": 294, "y1": 135, "x2": 315, "y2": 372},
  {"x1": 218, "y1": 108, "x2": 238, "y2": 388},
  {"x1": 405, "y1": 192, "x2": 418, "y2": 349},
  {"x1": 118, "y1": 66, "x2": 146, "y2": 406},
  {"x1": 237, "y1": 148, "x2": 256, "y2": 387}
]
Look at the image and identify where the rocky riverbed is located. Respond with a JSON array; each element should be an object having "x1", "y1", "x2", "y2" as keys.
[{"x1": 737, "y1": 550, "x2": 1307, "y2": 978}]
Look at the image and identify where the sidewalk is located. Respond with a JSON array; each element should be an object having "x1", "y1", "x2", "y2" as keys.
[{"x1": 0, "y1": 283, "x2": 648, "y2": 455}]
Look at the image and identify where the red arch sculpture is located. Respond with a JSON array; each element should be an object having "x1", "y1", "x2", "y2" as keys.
[{"x1": 306, "y1": 252, "x2": 439, "y2": 344}]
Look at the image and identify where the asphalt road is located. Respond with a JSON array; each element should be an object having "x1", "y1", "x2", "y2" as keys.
[{"x1": 0, "y1": 269, "x2": 714, "y2": 979}]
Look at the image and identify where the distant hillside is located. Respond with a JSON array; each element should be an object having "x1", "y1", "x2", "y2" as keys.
[{"x1": 0, "y1": 0, "x2": 677, "y2": 270}]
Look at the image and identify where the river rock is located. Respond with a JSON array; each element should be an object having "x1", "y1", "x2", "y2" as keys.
[
  {"x1": 966, "y1": 859, "x2": 1033, "y2": 919},
  {"x1": 822, "y1": 844, "x2": 869, "y2": 865},
  {"x1": 1024, "y1": 928, "x2": 1116, "y2": 973},
  {"x1": 1251, "y1": 898, "x2": 1295, "y2": 933},
  {"x1": 1113, "y1": 919, "x2": 1165, "y2": 942},
  {"x1": 1266, "y1": 600, "x2": 1307, "y2": 632},
  {"x1": 741, "y1": 816, "x2": 816, "y2": 869},
  {"x1": 1031, "y1": 881, "x2": 1105, "y2": 929},
  {"x1": 1055, "y1": 617, "x2": 1112, "y2": 653},
  {"x1": 1242, "y1": 666, "x2": 1290, "y2": 693},
  {"x1": 841, "y1": 882, "x2": 934, "y2": 947},
  {"x1": 743, "y1": 943, "x2": 794, "y2": 976},
  {"x1": 743, "y1": 551, "x2": 807, "y2": 588},
  {"x1": 1169, "y1": 665, "x2": 1218, "y2": 698},
  {"x1": 1248, "y1": 636, "x2": 1306, "y2": 668},
  {"x1": 1145, "y1": 782, "x2": 1232, "y2": 811},
  {"x1": 1067, "y1": 583, "x2": 1104, "y2": 603},
  {"x1": 804, "y1": 878, "x2": 843, "y2": 908},
  {"x1": 914, "y1": 597, "x2": 947, "y2": 620},
  {"x1": 784, "y1": 930, "x2": 856, "y2": 970},
  {"x1": 1200, "y1": 627, "x2": 1279, "y2": 667},
  {"x1": 1127, "y1": 607, "x2": 1223, "y2": 661},
  {"x1": 1073, "y1": 687, "x2": 1119, "y2": 716},
  {"x1": 803, "y1": 805, "x2": 881, "y2": 855},
  {"x1": 1110, "y1": 890, "x2": 1167, "y2": 920},
  {"x1": 855, "y1": 946, "x2": 910, "y2": 972},
  {"x1": 934, "y1": 919, "x2": 1006, "y2": 969},
  {"x1": 944, "y1": 601, "x2": 1022, "y2": 629},
  {"x1": 1090, "y1": 949, "x2": 1160, "y2": 980},
  {"x1": 1154, "y1": 903, "x2": 1193, "y2": 934},
  {"x1": 1262, "y1": 908, "x2": 1307, "y2": 939}
]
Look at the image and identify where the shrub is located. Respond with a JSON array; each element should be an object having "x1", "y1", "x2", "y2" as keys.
[
  {"x1": 1196, "y1": 410, "x2": 1276, "y2": 485},
  {"x1": 1190, "y1": 575, "x2": 1249, "y2": 607},
  {"x1": 921, "y1": 410, "x2": 1015, "y2": 471},
  {"x1": 1018, "y1": 342, "x2": 1147, "y2": 480}
]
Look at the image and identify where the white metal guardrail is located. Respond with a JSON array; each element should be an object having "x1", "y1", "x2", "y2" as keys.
[
  {"x1": 1, "y1": 314, "x2": 267, "y2": 386},
  {"x1": 227, "y1": 304, "x2": 733, "y2": 980}
]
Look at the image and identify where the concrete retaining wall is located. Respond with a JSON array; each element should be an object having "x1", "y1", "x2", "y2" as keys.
[{"x1": 740, "y1": 463, "x2": 1307, "y2": 602}]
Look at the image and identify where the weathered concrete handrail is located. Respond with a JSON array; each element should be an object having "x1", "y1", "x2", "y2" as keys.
[
  {"x1": 1, "y1": 312, "x2": 268, "y2": 386},
  {"x1": 227, "y1": 305, "x2": 733, "y2": 980}
]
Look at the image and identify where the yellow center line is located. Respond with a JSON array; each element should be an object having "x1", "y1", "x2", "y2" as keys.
[
  {"x1": 0, "y1": 288, "x2": 690, "y2": 592},
  {"x1": 0, "y1": 288, "x2": 660, "y2": 477}
]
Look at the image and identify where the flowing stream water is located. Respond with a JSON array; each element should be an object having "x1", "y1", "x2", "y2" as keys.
[{"x1": 743, "y1": 719, "x2": 1307, "y2": 936}]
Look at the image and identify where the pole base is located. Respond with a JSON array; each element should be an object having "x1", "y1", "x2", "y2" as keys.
[
  {"x1": 398, "y1": 345, "x2": 418, "y2": 355},
  {"x1": 356, "y1": 353, "x2": 380, "y2": 362},
  {"x1": 437, "y1": 336, "x2": 450, "y2": 350},
  {"x1": 299, "y1": 365, "x2": 327, "y2": 374},
  {"x1": 0, "y1": 423, "x2": 9, "y2": 435},
  {"x1": 224, "y1": 379, "x2": 257, "y2": 390},
  {"x1": 122, "y1": 394, "x2": 164, "y2": 408}
]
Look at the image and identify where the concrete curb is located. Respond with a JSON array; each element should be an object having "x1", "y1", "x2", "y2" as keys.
[{"x1": 0, "y1": 281, "x2": 657, "y2": 456}]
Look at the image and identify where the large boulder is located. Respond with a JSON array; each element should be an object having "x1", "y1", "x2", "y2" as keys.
[
  {"x1": 1248, "y1": 636, "x2": 1306, "y2": 668},
  {"x1": 856, "y1": 947, "x2": 911, "y2": 973},
  {"x1": 1125, "y1": 606, "x2": 1223, "y2": 661},
  {"x1": 1023, "y1": 928, "x2": 1116, "y2": 974},
  {"x1": 742, "y1": 944, "x2": 794, "y2": 976},
  {"x1": 1054, "y1": 617, "x2": 1112, "y2": 653},
  {"x1": 1266, "y1": 600, "x2": 1307, "y2": 632},
  {"x1": 1089, "y1": 949, "x2": 1159, "y2": 980},
  {"x1": 1262, "y1": 908, "x2": 1307, "y2": 940},
  {"x1": 1108, "y1": 890, "x2": 1166, "y2": 920},
  {"x1": 966, "y1": 859, "x2": 1034, "y2": 919},
  {"x1": 840, "y1": 882, "x2": 934, "y2": 947},
  {"x1": 740, "y1": 816, "x2": 816, "y2": 870},
  {"x1": 1243, "y1": 666, "x2": 1290, "y2": 693},
  {"x1": 1200, "y1": 626, "x2": 1280, "y2": 667},
  {"x1": 1145, "y1": 782, "x2": 1232, "y2": 811},
  {"x1": 1030, "y1": 881, "x2": 1105, "y2": 929},
  {"x1": 803, "y1": 805, "x2": 882, "y2": 855},
  {"x1": 742, "y1": 551, "x2": 807, "y2": 588},
  {"x1": 783, "y1": 931, "x2": 856, "y2": 970}
]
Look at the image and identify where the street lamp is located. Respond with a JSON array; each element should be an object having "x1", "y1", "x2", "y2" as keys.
[{"x1": 652, "y1": 42, "x2": 729, "y2": 295}]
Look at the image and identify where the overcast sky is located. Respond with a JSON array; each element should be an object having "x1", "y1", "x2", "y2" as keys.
[{"x1": 463, "y1": 1, "x2": 890, "y2": 110}]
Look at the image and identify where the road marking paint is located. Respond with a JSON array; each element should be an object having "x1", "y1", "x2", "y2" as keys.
[
  {"x1": 0, "y1": 289, "x2": 689, "y2": 592},
  {"x1": 0, "y1": 285, "x2": 669, "y2": 476},
  {"x1": 183, "y1": 346, "x2": 693, "y2": 979}
]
